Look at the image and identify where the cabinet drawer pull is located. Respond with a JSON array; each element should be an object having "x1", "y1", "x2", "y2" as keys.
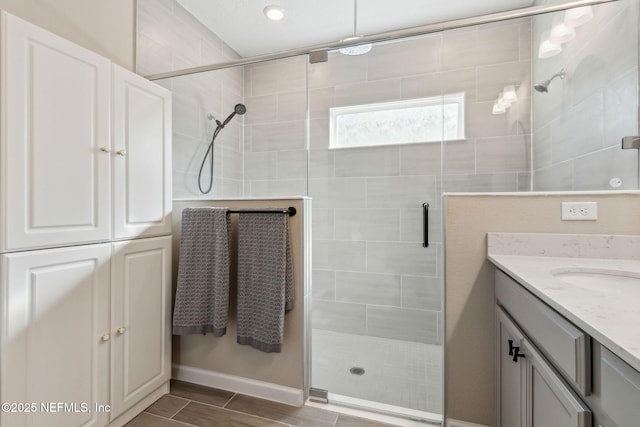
[
  {"x1": 116, "y1": 326, "x2": 126, "y2": 335},
  {"x1": 100, "y1": 333, "x2": 110, "y2": 342},
  {"x1": 512, "y1": 346, "x2": 525, "y2": 363},
  {"x1": 116, "y1": 149, "x2": 127, "y2": 157},
  {"x1": 99, "y1": 146, "x2": 111, "y2": 153}
]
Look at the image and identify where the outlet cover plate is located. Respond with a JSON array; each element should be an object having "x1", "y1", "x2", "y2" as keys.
[{"x1": 561, "y1": 202, "x2": 597, "y2": 220}]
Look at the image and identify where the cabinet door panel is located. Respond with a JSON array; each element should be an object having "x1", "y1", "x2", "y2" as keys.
[
  {"x1": 1, "y1": 245, "x2": 111, "y2": 427},
  {"x1": 112, "y1": 65, "x2": 172, "y2": 240},
  {"x1": 2, "y1": 12, "x2": 111, "y2": 252},
  {"x1": 524, "y1": 340, "x2": 591, "y2": 427},
  {"x1": 497, "y1": 307, "x2": 526, "y2": 427},
  {"x1": 110, "y1": 236, "x2": 171, "y2": 419}
]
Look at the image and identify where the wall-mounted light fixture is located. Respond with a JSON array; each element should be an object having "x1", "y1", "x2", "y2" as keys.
[
  {"x1": 538, "y1": 31, "x2": 562, "y2": 58},
  {"x1": 564, "y1": 6, "x2": 594, "y2": 28},
  {"x1": 538, "y1": 6, "x2": 594, "y2": 60}
]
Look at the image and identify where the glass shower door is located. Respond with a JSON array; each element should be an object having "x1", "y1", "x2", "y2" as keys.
[{"x1": 307, "y1": 36, "x2": 445, "y2": 421}]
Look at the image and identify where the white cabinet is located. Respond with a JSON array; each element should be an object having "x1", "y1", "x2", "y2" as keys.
[
  {"x1": 1, "y1": 11, "x2": 112, "y2": 252},
  {"x1": 0, "y1": 11, "x2": 172, "y2": 427},
  {"x1": 0, "y1": 237, "x2": 172, "y2": 427},
  {"x1": 110, "y1": 236, "x2": 172, "y2": 420},
  {"x1": 1, "y1": 244, "x2": 112, "y2": 427},
  {"x1": 112, "y1": 66, "x2": 172, "y2": 240},
  {"x1": 0, "y1": 12, "x2": 172, "y2": 253}
]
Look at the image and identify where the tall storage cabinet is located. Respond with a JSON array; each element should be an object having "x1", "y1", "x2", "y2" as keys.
[{"x1": 0, "y1": 11, "x2": 172, "y2": 427}]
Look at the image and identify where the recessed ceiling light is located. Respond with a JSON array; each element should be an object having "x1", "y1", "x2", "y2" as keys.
[{"x1": 263, "y1": 5, "x2": 285, "y2": 21}]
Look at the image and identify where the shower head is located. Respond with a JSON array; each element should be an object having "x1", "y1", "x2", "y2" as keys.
[
  {"x1": 534, "y1": 69, "x2": 566, "y2": 93},
  {"x1": 221, "y1": 103, "x2": 247, "y2": 127}
]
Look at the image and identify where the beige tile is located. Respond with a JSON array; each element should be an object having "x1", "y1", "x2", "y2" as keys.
[
  {"x1": 476, "y1": 135, "x2": 529, "y2": 173},
  {"x1": 311, "y1": 208, "x2": 334, "y2": 240},
  {"x1": 476, "y1": 60, "x2": 531, "y2": 103},
  {"x1": 367, "y1": 35, "x2": 441, "y2": 81},
  {"x1": 442, "y1": 23, "x2": 520, "y2": 70},
  {"x1": 251, "y1": 121, "x2": 307, "y2": 152},
  {"x1": 440, "y1": 172, "x2": 518, "y2": 192},
  {"x1": 532, "y1": 163, "x2": 573, "y2": 192},
  {"x1": 309, "y1": 52, "x2": 368, "y2": 90},
  {"x1": 170, "y1": 380, "x2": 234, "y2": 407},
  {"x1": 278, "y1": 91, "x2": 308, "y2": 122},
  {"x1": 277, "y1": 150, "x2": 308, "y2": 180},
  {"x1": 334, "y1": 146, "x2": 400, "y2": 178},
  {"x1": 443, "y1": 140, "x2": 475, "y2": 174},
  {"x1": 225, "y1": 394, "x2": 339, "y2": 427},
  {"x1": 248, "y1": 56, "x2": 307, "y2": 96},
  {"x1": 400, "y1": 143, "x2": 442, "y2": 176},
  {"x1": 334, "y1": 79, "x2": 402, "y2": 108},
  {"x1": 401, "y1": 68, "x2": 477, "y2": 101},
  {"x1": 125, "y1": 412, "x2": 193, "y2": 427},
  {"x1": 145, "y1": 395, "x2": 190, "y2": 418},
  {"x1": 173, "y1": 402, "x2": 289, "y2": 427}
]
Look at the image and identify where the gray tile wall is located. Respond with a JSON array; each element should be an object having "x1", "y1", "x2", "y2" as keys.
[
  {"x1": 532, "y1": 1, "x2": 639, "y2": 191},
  {"x1": 137, "y1": 0, "x2": 244, "y2": 199},
  {"x1": 245, "y1": 20, "x2": 532, "y2": 344}
]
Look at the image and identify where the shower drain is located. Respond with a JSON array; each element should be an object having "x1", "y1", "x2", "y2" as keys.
[{"x1": 349, "y1": 366, "x2": 365, "y2": 376}]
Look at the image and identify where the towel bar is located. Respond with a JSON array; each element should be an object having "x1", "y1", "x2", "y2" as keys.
[{"x1": 226, "y1": 207, "x2": 296, "y2": 216}]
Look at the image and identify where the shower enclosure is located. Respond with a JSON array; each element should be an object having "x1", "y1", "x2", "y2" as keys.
[{"x1": 138, "y1": 0, "x2": 639, "y2": 423}]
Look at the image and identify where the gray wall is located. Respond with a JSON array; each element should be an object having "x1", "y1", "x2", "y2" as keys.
[
  {"x1": 532, "y1": 0, "x2": 639, "y2": 190},
  {"x1": 137, "y1": 0, "x2": 244, "y2": 199}
]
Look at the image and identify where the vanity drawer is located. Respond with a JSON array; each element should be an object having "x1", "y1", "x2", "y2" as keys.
[
  {"x1": 601, "y1": 347, "x2": 640, "y2": 427},
  {"x1": 495, "y1": 269, "x2": 591, "y2": 395}
]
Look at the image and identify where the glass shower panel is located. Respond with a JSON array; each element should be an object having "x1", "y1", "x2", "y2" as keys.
[{"x1": 308, "y1": 35, "x2": 444, "y2": 420}]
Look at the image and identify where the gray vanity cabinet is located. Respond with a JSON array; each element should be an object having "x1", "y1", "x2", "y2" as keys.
[{"x1": 496, "y1": 306, "x2": 591, "y2": 427}]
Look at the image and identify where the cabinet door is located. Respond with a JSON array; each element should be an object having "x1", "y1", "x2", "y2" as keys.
[
  {"x1": 112, "y1": 65, "x2": 172, "y2": 240},
  {"x1": 110, "y1": 236, "x2": 172, "y2": 420},
  {"x1": 496, "y1": 307, "x2": 526, "y2": 427},
  {"x1": 0, "y1": 244, "x2": 111, "y2": 427},
  {"x1": 1, "y1": 11, "x2": 111, "y2": 252},
  {"x1": 523, "y1": 340, "x2": 592, "y2": 427}
]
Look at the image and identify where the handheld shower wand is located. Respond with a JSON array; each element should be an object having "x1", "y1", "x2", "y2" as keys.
[
  {"x1": 198, "y1": 104, "x2": 247, "y2": 194},
  {"x1": 534, "y1": 69, "x2": 566, "y2": 93}
]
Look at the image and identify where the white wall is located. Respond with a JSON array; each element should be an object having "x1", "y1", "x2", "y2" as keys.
[{"x1": 0, "y1": 0, "x2": 135, "y2": 70}]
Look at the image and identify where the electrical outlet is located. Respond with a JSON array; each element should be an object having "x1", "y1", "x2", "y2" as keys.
[{"x1": 561, "y1": 202, "x2": 597, "y2": 220}]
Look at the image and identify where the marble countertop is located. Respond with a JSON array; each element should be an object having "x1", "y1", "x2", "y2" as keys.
[{"x1": 487, "y1": 232, "x2": 640, "y2": 373}]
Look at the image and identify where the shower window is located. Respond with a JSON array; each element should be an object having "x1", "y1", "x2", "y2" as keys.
[{"x1": 329, "y1": 92, "x2": 465, "y2": 149}]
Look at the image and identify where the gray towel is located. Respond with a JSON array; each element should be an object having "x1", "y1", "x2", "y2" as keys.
[
  {"x1": 173, "y1": 207, "x2": 231, "y2": 336},
  {"x1": 236, "y1": 211, "x2": 293, "y2": 353}
]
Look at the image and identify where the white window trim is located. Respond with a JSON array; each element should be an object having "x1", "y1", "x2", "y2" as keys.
[{"x1": 329, "y1": 93, "x2": 466, "y2": 150}]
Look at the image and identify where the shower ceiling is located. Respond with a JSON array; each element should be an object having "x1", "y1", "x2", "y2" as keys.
[{"x1": 176, "y1": 0, "x2": 535, "y2": 57}]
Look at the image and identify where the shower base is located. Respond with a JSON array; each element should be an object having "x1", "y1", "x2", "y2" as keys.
[{"x1": 311, "y1": 329, "x2": 442, "y2": 421}]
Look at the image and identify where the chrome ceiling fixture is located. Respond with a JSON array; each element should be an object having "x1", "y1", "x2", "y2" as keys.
[{"x1": 339, "y1": 0, "x2": 372, "y2": 56}]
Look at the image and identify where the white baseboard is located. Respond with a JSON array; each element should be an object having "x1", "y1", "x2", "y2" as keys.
[
  {"x1": 172, "y1": 364, "x2": 304, "y2": 407},
  {"x1": 446, "y1": 419, "x2": 492, "y2": 427}
]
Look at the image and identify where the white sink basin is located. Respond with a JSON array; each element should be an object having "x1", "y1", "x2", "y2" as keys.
[{"x1": 551, "y1": 269, "x2": 640, "y2": 293}]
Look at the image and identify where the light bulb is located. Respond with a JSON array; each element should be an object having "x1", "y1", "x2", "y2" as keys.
[
  {"x1": 263, "y1": 5, "x2": 284, "y2": 21},
  {"x1": 564, "y1": 6, "x2": 593, "y2": 28}
]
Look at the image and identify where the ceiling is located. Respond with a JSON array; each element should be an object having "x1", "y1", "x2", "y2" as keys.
[{"x1": 176, "y1": 0, "x2": 536, "y2": 58}]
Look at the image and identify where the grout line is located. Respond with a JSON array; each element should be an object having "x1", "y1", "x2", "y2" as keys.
[
  {"x1": 142, "y1": 411, "x2": 198, "y2": 426},
  {"x1": 222, "y1": 392, "x2": 237, "y2": 408},
  {"x1": 167, "y1": 397, "x2": 192, "y2": 419}
]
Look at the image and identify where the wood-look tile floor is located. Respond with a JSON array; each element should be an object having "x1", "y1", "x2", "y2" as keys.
[{"x1": 125, "y1": 380, "x2": 398, "y2": 427}]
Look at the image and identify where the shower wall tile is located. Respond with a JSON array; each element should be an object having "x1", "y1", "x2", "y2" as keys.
[
  {"x1": 277, "y1": 150, "x2": 308, "y2": 180},
  {"x1": 308, "y1": 149, "x2": 334, "y2": 179},
  {"x1": 312, "y1": 269, "x2": 336, "y2": 300},
  {"x1": 550, "y1": 92, "x2": 604, "y2": 163},
  {"x1": 334, "y1": 79, "x2": 402, "y2": 108},
  {"x1": 336, "y1": 272, "x2": 401, "y2": 306},
  {"x1": 309, "y1": 119, "x2": 330, "y2": 150},
  {"x1": 172, "y1": 132, "x2": 203, "y2": 174},
  {"x1": 532, "y1": 123, "x2": 551, "y2": 170},
  {"x1": 308, "y1": 53, "x2": 368, "y2": 89},
  {"x1": 367, "y1": 35, "x2": 442, "y2": 81},
  {"x1": 247, "y1": 56, "x2": 307, "y2": 96},
  {"x1": 278, "y1": 91, "x2": 308, "y2": 121},
  {"x1": 476, "y1": 60, "x2": 531, "y2": 102},
  {"x1": 519, "y1": 21, "x2": 532, "y2": 61},
  {"x1": 251, "y1": 121, "x2": 307, "y2": 152},
  {"x1": 367, "y1": 175, "x2": 437, "y2": 209},
  {"x1": 246, "y1": 179, "x2": 306, "y2": 197},
  {"x1": 136, "y1": 33, "x2": 173, "y2": 77},
  {"x1": 221, "y1": 148, "x2": 243, "y2": 180},
  {"x1": 333, "y1": 209, "x2": 401, "y2": 242},
  {"x1": 244, "y1": 151, "x2": 277, "y2": 180},
  {"x1": 442, "y1": 24, "x2": 520, "y2": 71},
  {"x1": 604, "y1": 70, "x2": 639, "y2": 145},
  {"x1": 312, "y1": 300, "x2": 366, "y2": 335},
  {"x1": 466, "y1": 101, "x2": 517, "y2": 138},
  {"x1": 313, "y1": 240, "x2": 367, "y2": 272},
  {"x1": 399, "y1": 143, "x2": 442, "y2": 176},
  {"x1": 572, "y1": 146, "x2": 639, "y2": 191},
  {"x1": 401, "y1": 276, "x2": 442, "y2": 311},
  {"x1": 312, "y1": 208, "x2": 334, "y2": 240},
  {"x1": 309, "y1": 88, "x2": 335, "y2": 120},
  {"x1": 476, "y1": 135, "x2": 530, "y2": 173},
  {"x1": 443, "y1": 140, "x2": 476, "y2": 174},
  {"x1": 333, "y1": 146, "x2": 400, "y2": 177},
  {"x1": 367, "y1": 242, "x2": 438, "y2": 276},
  {"x1": 308, "y1": 178, "x2": 367, "y2": 209},
  {"x1": 401, "y1": 68, "x2": 477, "y2": 101},
  {"x1": 244, "y1": 94, "x2": 278, "y2": 124},
  {"x1": 367, "y1": 306, "x2": 440, "y2": 344},
  {"x1": 440, "y1": 173, "x2": 519, "y2": 192},
  {"x1": 532, "y1": 163, "x2": 573, "y2": 192}
]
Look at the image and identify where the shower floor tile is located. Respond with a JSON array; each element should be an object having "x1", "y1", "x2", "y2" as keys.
[{"x1": 312, "y1": 329, "x2": 443, "y2": 414}]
